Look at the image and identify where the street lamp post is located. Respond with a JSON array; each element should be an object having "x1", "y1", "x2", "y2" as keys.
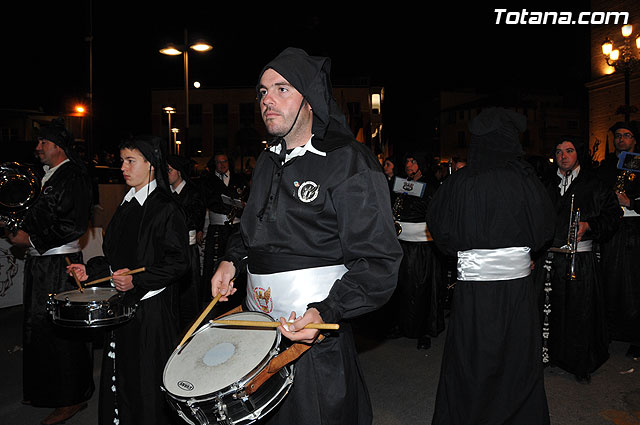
[
  {"x1": 159, "y1": 29, "x2": 212, "y2": 157},
  {"x1": 163, "y1": 106, "x2": 176, "y2": 153},
  {"x1": 171, "y1": 127, "x2": 180, "y2": 154},
  {"x1": 602, "y1": 25, "x2": 640, "y2": 121}
]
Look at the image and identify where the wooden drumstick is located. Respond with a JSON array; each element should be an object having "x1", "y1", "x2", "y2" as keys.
[
  {"x1": 177, "y1": 276, "x2": 236, "y2": 350},
  {"x1": 83, "y1": 267, "x2": 146, "y2": 287},
  {"x1": 211, "y1": 319, "x2": 340, "y2": 330},
  {"x1": 65, "y1": 257, "x2": 84, "y2": 293}
]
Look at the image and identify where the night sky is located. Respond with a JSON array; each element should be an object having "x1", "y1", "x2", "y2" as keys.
[{"x1": 2, "y1": 2, "x2": 593, "y2": 155}]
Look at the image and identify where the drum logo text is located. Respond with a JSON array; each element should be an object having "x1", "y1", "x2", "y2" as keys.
[
  {"x1": 253, "y1": 287, "x2": 273, "y2": 314},
  {"x1": 177, "y1": 380, "x2": 194, "y2": 391}
]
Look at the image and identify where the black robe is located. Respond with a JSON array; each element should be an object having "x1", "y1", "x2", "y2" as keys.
[
  {"x1": 86, "y1": 186, "x2": 190, "y2": 425},
  {"x1": 20, "y1": 160, "x2": 94, "y2": 407},
  {"x1": 387, "y1": 175, "x2": 445, "y2": 339},
  {"x1": 597, "y1": 153, "x2": 640, "y2": 343},
  {"x1": 535, "y1": 168, "x2": 620, "y2": 378},
  {"x1": 222, "y1": 139, "x2": 402, "y2": 425},
  {"x1": 427, "y1": 155, "x2": 554, "y2": 425},
  {"x1": 200, "y1": 171, "x2": 249, "y2": 312},
  {"x1": 172, "y1": 180, "x2": 206, "y2": 330}
]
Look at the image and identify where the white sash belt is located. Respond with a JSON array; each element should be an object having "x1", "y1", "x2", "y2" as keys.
[
  {"x1": 28, "y1": 239, "x2": 81, "y2": 257},
  {"x1": 576, "y1": 240, "x2": 593, "y2": 252},
  {"x1": 189, "y1": 230, "x2": 197, "y2": 245},
  {"x1": 623, "y1": 206, "x2": 640, "y2": 218},
  {"x1": 397, "y1": 222, "x2": 433, "y2": 242},
  {"x1": 457, "y1": 247, "x2": 531, "y2": 281},
  {"x1": 246, "y1": 264, "x2": 348, "y2": 320},
  {"x1": 208, "y1": 211, "x2": 240, "y2": 226}
]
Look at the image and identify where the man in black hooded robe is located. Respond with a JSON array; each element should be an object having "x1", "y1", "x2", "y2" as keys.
[
  {"x1": 428, "y1": 108, "x2": 554, "y2": 425},
  {"x1": 69, "y1": 136, "x2": 190, "y2": 425},
  {"x1": 535, "y1": 137, "x2": 619, "y2": 382},
  {"x1": 596, "y1": 121, "x2": 640, "y2": 358},
  {"x1": 7, "y1": 118, "x2": 94, "y2": 425},
  {"x1": 211, "y1": 47, "x2": 402, "y2": 425}
]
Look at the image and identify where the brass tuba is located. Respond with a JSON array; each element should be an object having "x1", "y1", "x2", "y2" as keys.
[{"x1": 0, "y1": 162, "x2": 41, "y2": 232}]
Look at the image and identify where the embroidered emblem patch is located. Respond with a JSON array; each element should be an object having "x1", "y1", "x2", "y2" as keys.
[
  {"x1": 297, "y1": 181, "x2": 319, "y2": 203},
  {"x1": 253, "y1": 287, "x2": 273, "y2": 314}
]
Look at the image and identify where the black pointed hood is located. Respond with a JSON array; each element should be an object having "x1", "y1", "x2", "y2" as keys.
[{"x1": 257, "y1": 47, "x2": 354, "y2": 152}]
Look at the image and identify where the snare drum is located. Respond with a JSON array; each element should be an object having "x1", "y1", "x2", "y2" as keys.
[
  {"x1": 162, "y1": 311, "x2": 294, "y2": 425},
  {"x1": 47, "y1": 287, "x2": 136, "y2": 328}
]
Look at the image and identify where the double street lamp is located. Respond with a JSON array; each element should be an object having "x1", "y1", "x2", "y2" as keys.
[
  {"x1": 159, "y1": 29, "x2": 212, "y2": 156},
  {"x1": 602, "y1": 24, "x2": 640, "y2": 121}
]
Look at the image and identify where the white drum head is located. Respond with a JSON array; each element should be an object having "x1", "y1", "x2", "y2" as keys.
[
  {"x1": 54, "y1": 287, "x2": 118, "y2": 302},
  {"x1": 164, "y1": 311, "x2": 278, "y2": 398}
]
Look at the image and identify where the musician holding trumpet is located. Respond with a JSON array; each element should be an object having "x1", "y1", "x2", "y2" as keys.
[
  {"x1": 211, "y1": 48, "x2": 402, "y2": 425},
  {"x1": 536, "y1": 137, "x2": 621, "y2": 383},
  {"x1": 597, "y1": 121, "x2": 640, "y2": 359}
]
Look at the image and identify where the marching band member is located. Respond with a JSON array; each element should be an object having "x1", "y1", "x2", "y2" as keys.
[
  {"x1": 428, "y1": 108, "x2": 554, "y2": 424},
  {"x1": 211, "y1": 47, "x2": 402, "y2": 425},
  {"x1": 7, "y1": 118, "x2": 94, "y2": 425}
]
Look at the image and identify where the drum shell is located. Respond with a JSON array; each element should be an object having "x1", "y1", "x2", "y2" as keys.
[
  {"x1": 47, "y1": 287, "x2": 136, "y2": 328},
  {"x1": 162, "y1": 311, "x2": 295, "y2": 425}
]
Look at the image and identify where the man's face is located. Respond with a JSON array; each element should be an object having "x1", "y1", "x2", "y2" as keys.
[
  {"x1": 35, "y1": 138, "x2": 62, "y2": 167},
  {"x1": 555, "y1": 141, "x2": 579, "y2": 173},
  {"x1": 120, "y1": 148, "x2": 153, "y2": 192},
  {"x1": 614, "y1": 128, "x2": 636, "y2": 153},
  {"x1": 167, "y1": 164, "x2": 181, "y2": 187},
  {"x1": 383, "y1": 160, "x2": 394, "y2": 177},
  {"x1": 405, "y1": 158, "x2": 419, "y2": 176},
  {"x1": 214, "y1": 155, "x2": 229, "y2": 174},
  {"x1": 258, "y1": 68, "x2": 312, "y2": 138}
]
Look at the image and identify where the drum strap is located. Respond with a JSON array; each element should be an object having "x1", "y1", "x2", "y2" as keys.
[{"x1": 244, "y1": 335, "x2": 325, "y2": 396}]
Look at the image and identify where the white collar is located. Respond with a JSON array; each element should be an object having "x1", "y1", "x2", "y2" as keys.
[
  {"x1": 122, "y1": 179, "x2": 157, "y2": 206},
  {"x1": 171, "y1": 179, "x2": 186, "y2": 194},
  {"x1": 268, "y1": 135, "x2": 326, "y2": 163},
  {"x1": 557, "y1": 165, "x2": 580, "y2": 195},
  {"x1": 41, "y1": 159, "x2": 70, "y2": 185},
  {"x1": 557, "y1": 165, "x2": 580, "y2": 180}
]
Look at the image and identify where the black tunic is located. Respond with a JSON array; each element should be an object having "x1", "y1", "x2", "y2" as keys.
[
  {"x1": 87, "y1": 186, "x2": 190, "y2": 425},
  {"x1": 597, "y1": 154, "x2": 640, "y2": 343},
  {"x1": 200, "y1": 171, "x2": 248, "y2": 312},
  {"x1": 536, "y1": 168, "x2": 620, "y2": 378},
  {"x1": 387, "y1": 176, "x2": 445, "y2": 339},
  {"x1": 20, "y1": 161, "x2": 94, "y2": 407},
  {"x1": 172, "y1": 181, "x2": 206, "y2": 330},
  {"x1": 427, "y1": 155, "x2": 554, "y2": 425},
  {"x1": 223, "y1": 140, "x2": 402, "y2": 425}
]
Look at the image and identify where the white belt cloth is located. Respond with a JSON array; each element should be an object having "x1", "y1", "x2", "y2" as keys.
[
  {"x1": 208, "y1": 211, "x2": 240, "y2": 226},
  {"x1": 397, "y1": 221, "x2": 433, "y2": 242},
  {"x1": 623, "y1": 206, "x2": 640, "y2": 218},
  {"x1": 246, "y1": 264, "x2": 348, "y2": 320},
  {"x1": 28, "y1": 239, "x2": 81, "y2": 257},
  {"x1": 189, "y1": 229, "x2": 197, "y2": 246},
  {"x1": 457, "y1": 247, "x2": 531, "y2": 281},
  {"x1": 575, "y1": 240, "x2": 593, "y2": 252}
]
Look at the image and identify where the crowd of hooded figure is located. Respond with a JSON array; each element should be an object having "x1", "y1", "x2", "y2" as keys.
[{"x1": 4, "y1": 46, "x2": 640, "y2": 425}]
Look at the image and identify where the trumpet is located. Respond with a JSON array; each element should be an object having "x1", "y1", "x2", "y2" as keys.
[{"x1": 550, "y1": 193, "x2": 580, "y2": 281}]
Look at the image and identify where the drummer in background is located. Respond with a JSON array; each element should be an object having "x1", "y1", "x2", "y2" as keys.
[
  {"x1": 6, "y1": 118, "x2": 94, "y2": 425},
  {"x1": 68, "y1": 135, "x2": 189, "y2": 425},
  {"x1": 211, "y1": 47, "x2": 402, "y2": 425},
  {"x1": 167, "y1": 154, "x2": 206, "y2": 331}
]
